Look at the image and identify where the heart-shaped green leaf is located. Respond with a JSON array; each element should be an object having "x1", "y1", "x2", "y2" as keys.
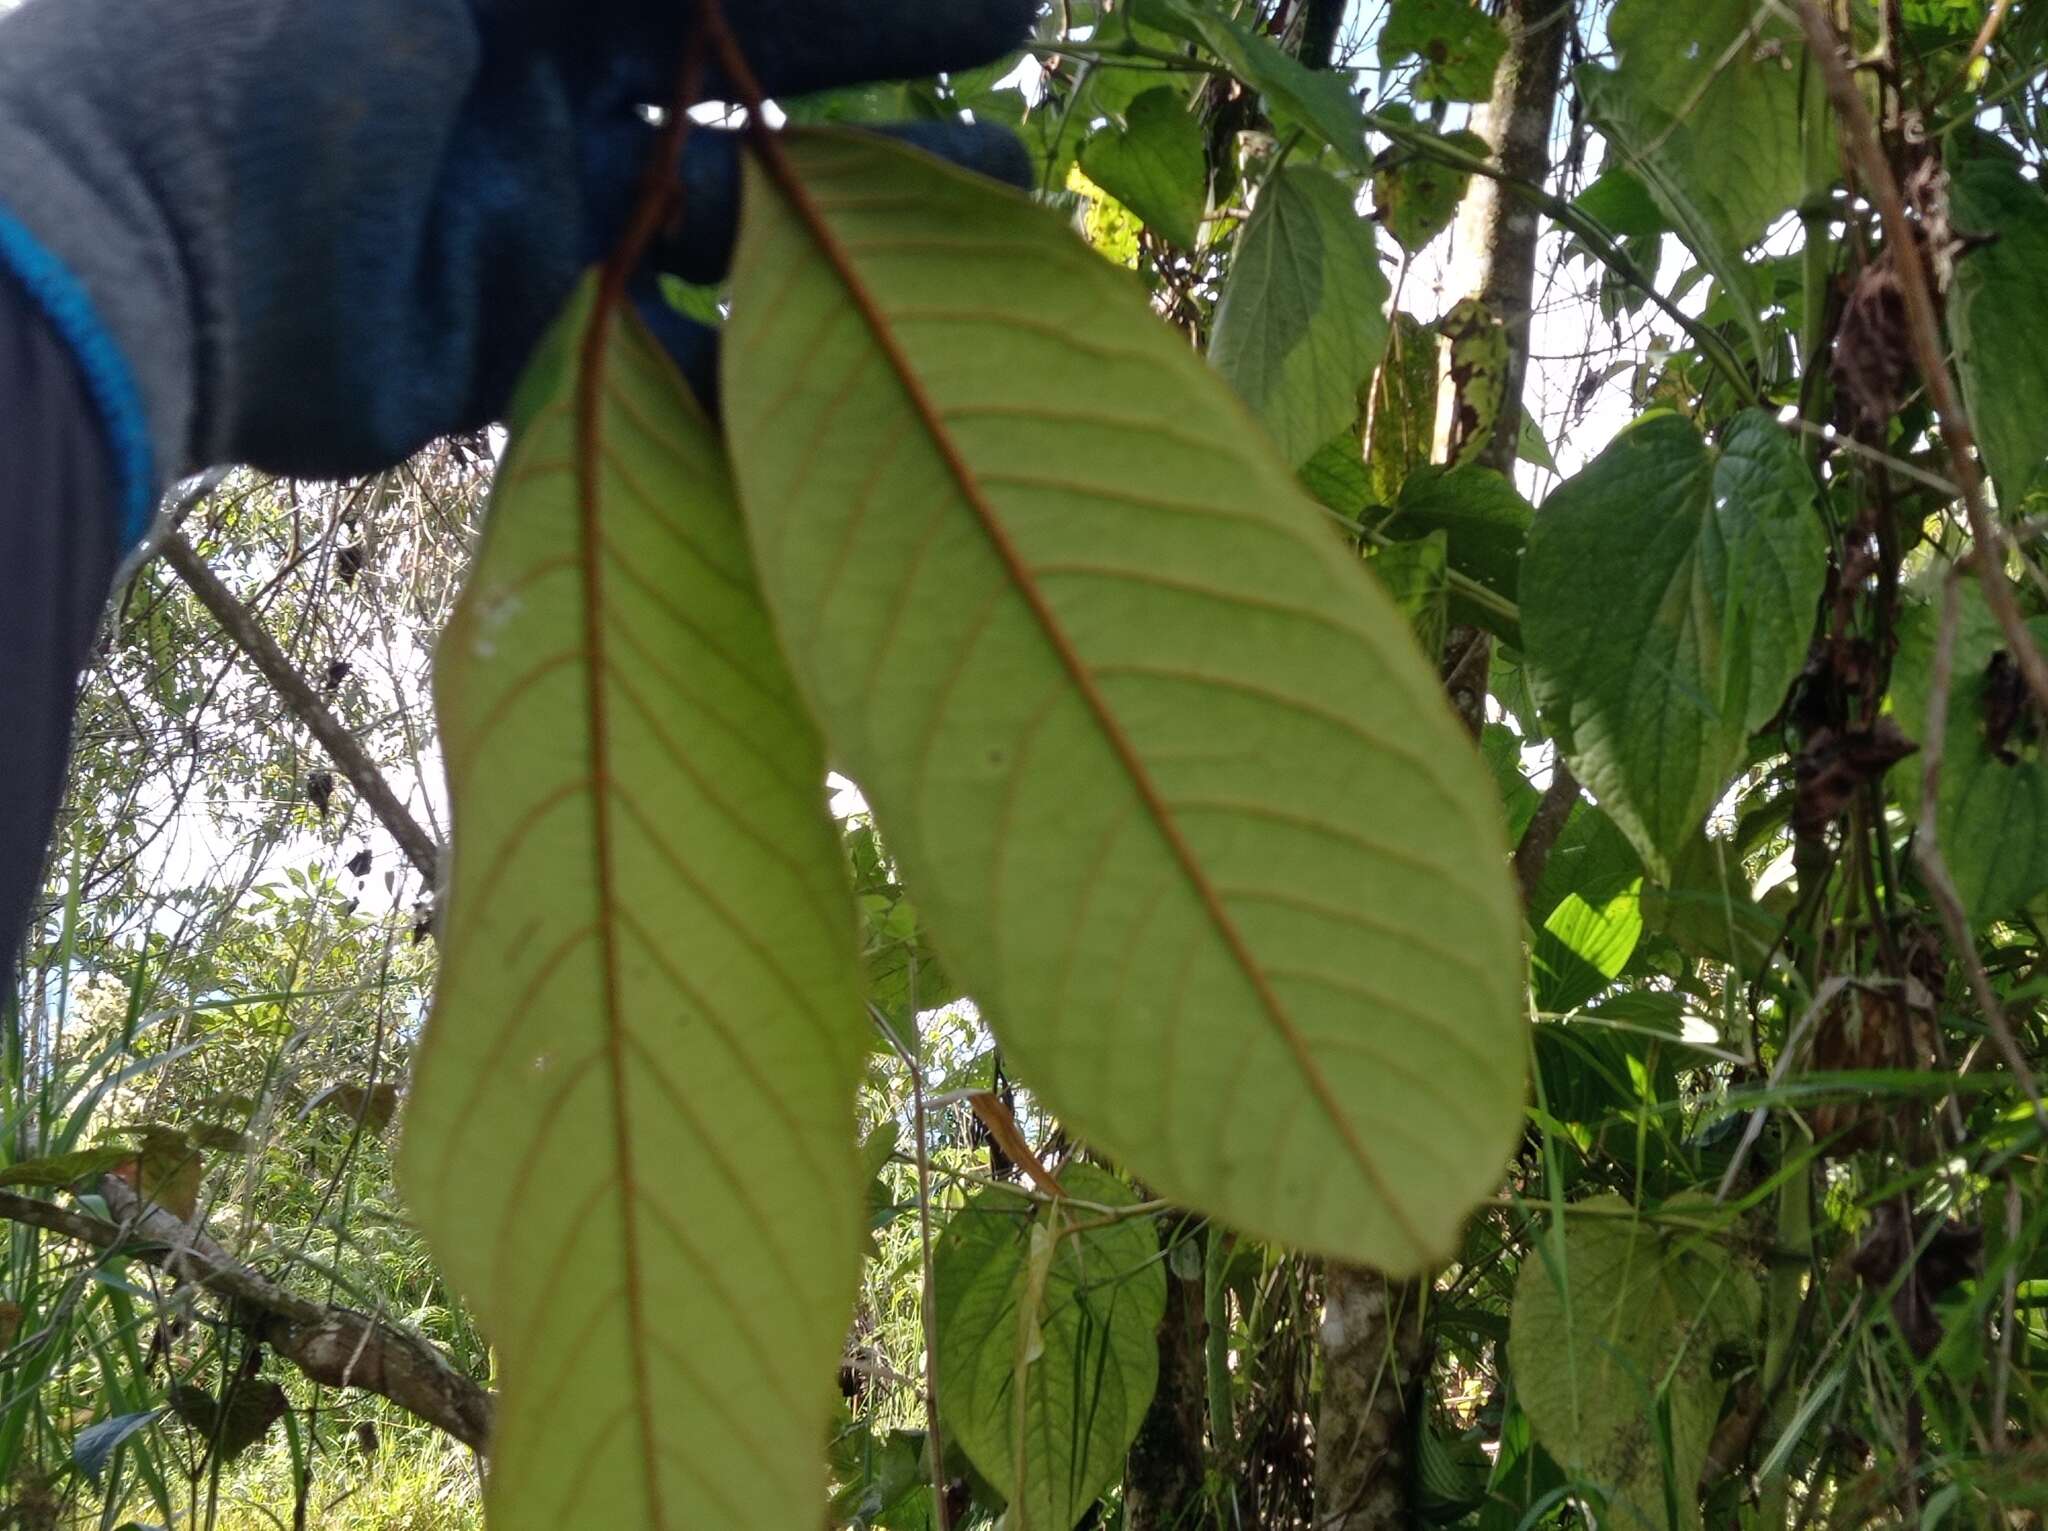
[
  {"x1": 1077, "y1": 86, "x2": 1206, "y2": 249},
  {"x1": 400, "y1": 280, "x2": 866, "y2": 1527},
  {"x1": 934, "y1": 1165, "x2": 1165, "y2": 1528},
  {"x1": 1522, "y1": 410, "x2": 1825, "y2": 880},
  {"x1": 1212, "y1": 167, "x2": 1391, "y2": 469},
  {"x1": 724, "y1": 130, "x2": 1523, "y2": 1272},
  {"x1": 1510, "y1": 1197, "x2": 1758, "y2": 1530}
]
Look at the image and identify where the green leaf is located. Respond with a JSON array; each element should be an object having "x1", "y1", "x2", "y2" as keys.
[
  {"x1": 1365, "y1": 312, "x2": 1439, "y2": 504},
  {"x1": 933, "y1": 1165, "x2": 1165, "y2": 1528},
  {"x1": 1416, "y1": 1414, "x2": 1492, "y2": 1521},
  {"x1": 830, "y1": 1424, "x2": 936, "y2": 1528},
  {"x1": 725, "y1": 130, "x2": 1524, "y2": 1272},
  {"x1": 1509, "y1": 1197, "x2": 1758, "y2": 1530},
  {"x1": 1161, "y1": 0, "x2": 1371, "y2": 168},
  {"x1": 1367, "y1": 529, "x2": 1451, "y2": 657},
  {"x1": 1532, "y1": 880, "x2": 1644, "y2": 1015},
  {"x1": 1383, "y1": 463, "x2": 1532, "y2": 636},
  {"x1": 1212, "y1": 167, "x2": 1392, "y2": 468},
  {"x1": 1516, "y1": 414, "x2": 1558, "y2": 474},
  {"x1": 1639, "y1": 831, "x2": 1778, "y2": 973},
  {"x1": 1078, "y1": 87, "x2": 1207, "y2": 249},
  {"x1": 1579, "y1": 0, "x2": 1826, "y2": 363},
  {"x1": 1299, "y1": 431, "x2": 1372, "y2": 516},
  {"x1": 399, "y1": 281, "x2": 867, "y2": 1527},
  {"x1": 1480, "y1": 724, "x2": 1541, "y2": 842},
  {"x1": 1890, "y1": 594, "x2": 2048, "y2": 922},
  {"x1": 1382, "y1": 0, "x2": 1509, "y2": 102},
  {"x1": 1373, "y1": 127, "x2": 1489, "y2": 252},
  {"x1": 1522, "y1": 410, "x2": 1825, "y2": 880},
  {"x1": 1570, "y1": 167, "x2": 1671, "y2": 240},
  {"x1": 1950, "y1": 151, "x2": 2048, "y2": 508},
  {"x1": 1525, "y1": 802, "x2": 1644, "y2": 928}
]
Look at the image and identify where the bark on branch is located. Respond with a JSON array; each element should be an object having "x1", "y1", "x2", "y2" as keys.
[
  {"x1": 160, "y1": 531, "x2": 442, "y2": 885},
  {"x1": 1513, "y1": 763, "x2": 1579, "y2": 905},
  {"x1": 0, "y1": 1179, "x2": 491, "y2": 1451}
]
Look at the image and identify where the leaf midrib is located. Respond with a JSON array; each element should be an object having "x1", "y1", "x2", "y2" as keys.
[{"x1": 571, "y1": 305, "x2": 670, "y2": 1527}]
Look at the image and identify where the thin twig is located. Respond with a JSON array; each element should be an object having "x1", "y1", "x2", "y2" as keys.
[
  {"x1": 1991, "y1": 1175, "x2": 2020, "y2": 1449},
  {"x1": 1780, "y1": 417, "x2": 1963, "y2": 500},
  {"x1": 1949, "y1": 0, "x2": 2017, "y2": 97}
]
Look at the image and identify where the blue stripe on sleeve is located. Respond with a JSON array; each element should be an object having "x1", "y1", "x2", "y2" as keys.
[{"x1": 0, "y1": 205, "x2": 156, "y2": 549}]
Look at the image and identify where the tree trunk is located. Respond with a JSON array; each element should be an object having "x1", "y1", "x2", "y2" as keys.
[
  {"x1": 1124, "y1": 1246, "x2": 1209, "y2": 1530},
  {"x1": 1312, "y1": 1268, "x2": 1425, "y2": 1529},
  {"x1": 1434, "y1": 0, "x2": 1572, "y2": 726},
  {"x1": 1451, "y1": 0, "x2": 1574, "y2": 477},
  {"x1": 1314, "y1": 7, "x2": 1572, "y2": 1529}
]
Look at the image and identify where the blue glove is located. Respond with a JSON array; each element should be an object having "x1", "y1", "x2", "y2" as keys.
[{"x1": 0, "y1": 0, "x2": 1034, "y2": 547}]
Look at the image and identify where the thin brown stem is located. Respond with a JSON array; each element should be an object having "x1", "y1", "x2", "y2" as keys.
[
  {"x1": 1513, "y1": 764, "x2": 1579, "y2": 906},
  {"x1": 1950, "y1": 0, "x2": 2017, "y2": 97},
  {"x1": 1792, "y1": 0, "x2": 2048, "y2": 722}
]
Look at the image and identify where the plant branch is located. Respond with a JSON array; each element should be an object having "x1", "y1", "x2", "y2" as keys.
[
  {"x1": 1513, "y1": 763, "x2": 1579, "y2": 906},
  {"x1": 160, "y1": 533, "x2": 442, "y2": 885},
  {"x1": 0, "y1": 1180, "x2": 492, "y2": 1451},
  {"x1": 1791, "y1": 0, "x2": 2048, "y2": 722}
]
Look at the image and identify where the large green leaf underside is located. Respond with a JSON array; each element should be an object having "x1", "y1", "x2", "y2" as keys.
[
  {"x1": 1950, "y1": 151, "x2": 2048, "y2": 509},
  {"x1": 725, "y1": 130, "x2": 1523, "y2": 1273},
  {"x1": 1509, "y1": 1197, "x2": 1758, "y2": 1531},
  {"x1": 1211, "y1": 166, "x2": 1392, "y2": 469},
  {"x1": 1580, "y1": 0, "x2": 1824, "y2": 363},
  {"x1": 1522, "y1": 410, "x2": 1825, "y2": 881},
  {"x1": 1891, "y1": 595, "x2": 2048, "y2": 922},
  {"x1": 934, "y1": 1166, "x2": 1165, "y2": 1529},
  {"x1": 400, "y1": 282, "x2": 866, "y2": 1528}
]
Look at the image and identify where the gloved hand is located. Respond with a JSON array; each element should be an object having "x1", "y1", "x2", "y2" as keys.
[{"x1": 0, "y1": 0, "x2": 1034, "y2": 545}]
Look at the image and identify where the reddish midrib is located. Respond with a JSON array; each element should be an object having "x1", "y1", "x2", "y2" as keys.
[{"x1": 573, "y1": 297, "x2": 670, "y2": 1523}]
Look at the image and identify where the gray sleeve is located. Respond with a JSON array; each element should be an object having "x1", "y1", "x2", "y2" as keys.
[{"x1": 0, "y1": 270, "x2": 123, "y2": 996}]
